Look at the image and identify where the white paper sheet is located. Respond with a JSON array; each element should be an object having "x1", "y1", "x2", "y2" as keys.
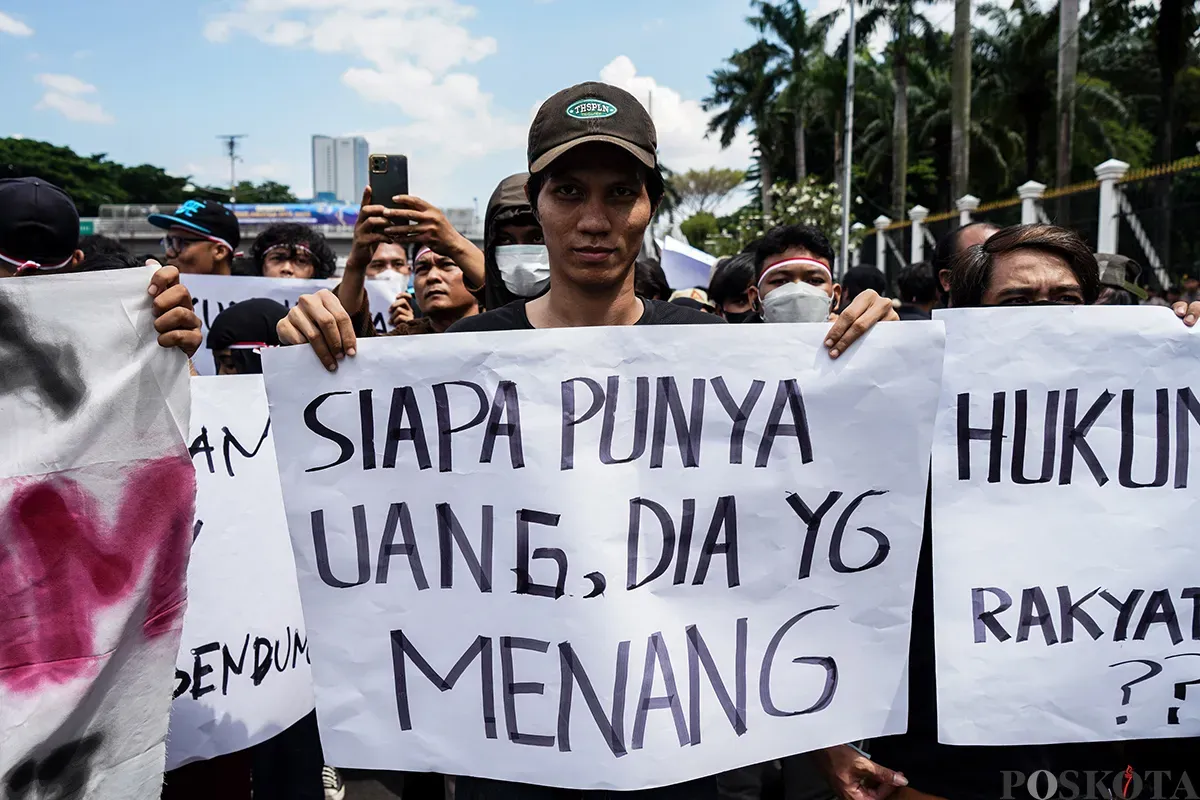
[
  {"x1": 931, "y1": 306, "x2": 1200, "y2": 745},
  {"x1": 165, "y1": 375, "x2": 314, "y2": 770},
  {"x1": 0, "y1": 268, "x2": 194, "y2": 799},
  {"x1": 263, "y1": 321, "x2": 945, "y2": 789},
  {"x1": 182, "y1": 274, "x2": 407, "y2": 375}
]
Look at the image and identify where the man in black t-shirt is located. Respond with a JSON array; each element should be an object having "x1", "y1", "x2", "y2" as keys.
[{"x1": 273, "y1": 79, "x2": 897, "y2": 797}]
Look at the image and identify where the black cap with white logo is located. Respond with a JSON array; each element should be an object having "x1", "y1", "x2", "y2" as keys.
[
  {"x1": 148, "y1": 199, "x2": 241, "y2": 250},
  {"x1": 527, "y1": 82, "x2": 658, "y2": 174},
  {"x1": 0, "y1": 177, "x2": 80, "y2": 272}
]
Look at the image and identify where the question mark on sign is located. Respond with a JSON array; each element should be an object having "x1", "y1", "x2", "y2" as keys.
[
  {"x1": 1109, "y1": 659, "x2": 1163, "y2": 724},
  {"x1": 1163, "y1": 652, "x2": 1200, "y2": 725}
]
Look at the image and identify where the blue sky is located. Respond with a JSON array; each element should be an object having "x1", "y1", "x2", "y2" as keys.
[{"x1": 0, "y1": 0, "x2": 782, "y2": 210}]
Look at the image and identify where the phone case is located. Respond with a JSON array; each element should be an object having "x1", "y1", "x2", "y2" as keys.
[{"x1": 368, "y1": 155, "x2": 409, "y2": 210}]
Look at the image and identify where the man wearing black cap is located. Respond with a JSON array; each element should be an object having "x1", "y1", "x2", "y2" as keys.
[
  {"x1": 0, "y1": 176, "x2": 203, "y2": 358},
  {"x1": 148, "y1": 199, "x2": 241, "y2": 276},
  {"x1": 0, "y1": 177, "x2": 86, "y2": 275}
]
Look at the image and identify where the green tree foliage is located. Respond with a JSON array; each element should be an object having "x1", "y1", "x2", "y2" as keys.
[
  {"x1": 669, "y1": 168, "x2": 747, "y2": 216},
  {"x1": 705, "y1": 0, "x2": 1200, "y2": 277},
  {"x1": 0, "y1": 137, "x2": 298, "y2": 214},
  {"x1": 680, "y1": 212, "x2": 720, "y2": 250}
]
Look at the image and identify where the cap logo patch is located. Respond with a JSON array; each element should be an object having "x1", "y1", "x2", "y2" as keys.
[
  {"x1": 566, "y1": 99, "x2": 617, "y2": 120},
  {"x1": 175, "y1": 200, "x2": 206, "y2": 217}
]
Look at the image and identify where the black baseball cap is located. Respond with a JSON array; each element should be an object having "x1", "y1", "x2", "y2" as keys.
[
  {"x1": 0, "y1": 177, "x2": 80, "y2": 271},
  {"x1": 528, "y1": 82, "x2": 657, "y2": 174},
  {"x1": 148, "y1": 199, "x2": 241, "y2": 250}
]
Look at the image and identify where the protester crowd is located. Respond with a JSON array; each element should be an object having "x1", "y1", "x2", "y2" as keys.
[{"x1": 1, "y1": 79, "x2": 1198, "y2": 800}]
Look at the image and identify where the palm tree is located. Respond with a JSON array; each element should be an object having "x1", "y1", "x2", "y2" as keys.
[
  {"x1": 747, "y1": 0, "x2": 841, "y2": 182},
  {"x1": 951, "y1": 0, "x2": 972, "y2": 202},
  {"x1": 975, "y1": 0, "x2": 1130, "y2": 183},
  {"x1": 858, "y1": 0, "x2": 938, "y2": 219},
  {"x1": 704, "y1": 41, "x2": 785, "y2": 217}
]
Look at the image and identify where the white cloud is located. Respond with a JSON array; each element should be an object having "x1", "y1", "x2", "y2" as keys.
[
  {"x1": 34, "y1": 73, "x2": 114, "y2": 124},
  {"x1": 204, "y1": 0, "x2": 524, "y2": 203},
  {"x1": 0, "y1": 11, "x2": 33, "y2": 37},
  {"x1": 599, "y1": 56, "x2": 754, "y2": 175}
]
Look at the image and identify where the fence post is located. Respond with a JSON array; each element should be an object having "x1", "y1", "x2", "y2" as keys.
[
  {"x1": 851, "y1": 222, "x2": 865, "y2": 267},
  {"x1": 1018, "y1": 180, "x2": 1046, "y2": 225},
  {"x1": 874, "y1": 215, "x2": 890, "y2": 270},
  {"x1": 956, "y1": 195, "x2": 980, "y2": 226},
  {"x1": 909, "y1": 205, "x2": 929, "y2": 263},
  {"x1": 1095, "y1": 159, "x2": 1129, "y2": 253}
]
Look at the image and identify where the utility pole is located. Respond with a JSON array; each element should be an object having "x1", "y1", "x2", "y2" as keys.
[
  {"x1": 1055, "y1": 0, "x2": 1080, "y2": 220},
  {"x1": 950, "y1": 0, "x2": 972, "y2": 207},
  {"x1": 217, "y1": 134, "x2": 247, "y2": 203},
  {"x1": 839, "y1": 0, "x2": 857, "y2": 278}
]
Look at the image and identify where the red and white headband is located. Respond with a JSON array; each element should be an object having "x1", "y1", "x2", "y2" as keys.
[
  {"x1": 757, "y1": 257, "x2": 832, "y2": 288},
  {"x1": 263, "y1": 243, "x2": 313, "y2": 259},
  {"x1": 0, "y1": 248, "x2": 72, "y2": 273}
]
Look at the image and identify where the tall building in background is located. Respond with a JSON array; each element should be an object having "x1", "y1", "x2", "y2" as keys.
[{"x1": 312, "y1": 135, "x2": 369, "y2": 203}]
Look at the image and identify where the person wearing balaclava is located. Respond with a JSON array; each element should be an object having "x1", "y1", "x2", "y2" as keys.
[
  {"x1": 206, "y1": 298, "x2": 288, "y2": 375},
  {"x1": 481, "y1": 172, "x2": 548, "y2": 311},
  {"x1": 747, "y1": 225, "x2": 897, "y2": 343}
]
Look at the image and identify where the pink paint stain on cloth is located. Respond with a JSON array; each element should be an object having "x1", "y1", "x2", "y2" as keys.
[{"x1": 0, "y1": 455, "x2": 196, "y2": 692}]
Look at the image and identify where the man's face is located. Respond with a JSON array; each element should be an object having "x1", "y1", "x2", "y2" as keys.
[
  {"x1": 981, "y1": 249, "x2": 1085, "y2": 306},
  {"x1": 261, "y1": 244, "x2": 316, "y2": 279},
  {"x1": 747, "y1": 246, "x2": 840, "y2": 310},
  {"x1": 367, "y1": 242, "x2": 409, "y2": 279},
  {"x1": 535, "y1": 143, "x2": 654, "y2": 292},
  {"x1": 494, "y1": 222, "x2": 544, "y2": 247},
  {"x1": 164, "y1": 227, "x2": 223, "y2": 275},
  {"x1": 414, "y1": 252, "x2": 475, "y2": 315}
]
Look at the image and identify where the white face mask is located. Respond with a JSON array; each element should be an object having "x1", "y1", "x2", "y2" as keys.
[
  {"x1": 761, "y1": 280, "x2": 834, "y2": 324},
  {"x1": 495, "y1": 245, "x2": 550, "y2": 297}
]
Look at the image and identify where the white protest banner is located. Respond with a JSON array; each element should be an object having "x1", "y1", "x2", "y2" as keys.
[
  {"x1": 263, "y1": 322, "x2": 945, "y2": 789},
  {"x1": 166, "y1": 375, "x2": 314, "y2": 770},
  {"x1": 931, "y1": 306, "x2": 1200, "y2": 745},
  {"x1": 182, "y1": 274, "x2": 406, "y2": 374},
  {"x1": 0, "y1": 268, "x2": 194, "y2": 799}
]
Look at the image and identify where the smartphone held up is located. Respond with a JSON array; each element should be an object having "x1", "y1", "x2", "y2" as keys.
[{"x1": 368, "y1": 154, "x2": 409, "y2": 210}]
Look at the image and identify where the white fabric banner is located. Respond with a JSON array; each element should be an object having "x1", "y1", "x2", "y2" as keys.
[
  {"x1": 263, "y1": 322, "x2": 945, "y2": 790},
  {"x1": 0, "y1": 268, "x2": 194, "y2": 799},
  {"x1": 183, "y1": 274, "x2": 407, "y2": 374},
  {"x1": 165, "y1": 375, "x2": 314, "y2": 770},
  {"x1": 931, "y1": 306, "x2": 1200, "y2": 745}
]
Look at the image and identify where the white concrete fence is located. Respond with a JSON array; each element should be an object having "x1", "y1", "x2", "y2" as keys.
[{"x1": 862, "y1": 158, "x2": 1169, "y2": 289}]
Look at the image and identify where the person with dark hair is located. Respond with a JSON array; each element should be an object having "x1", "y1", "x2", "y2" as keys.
[
  {"x1": 148, "y1": 199, "x2": 241, "y2": 276},
  {"x1": 895, "y1": 262, "x2": 938, "y2": 320},
  {"x1": 77, "y1": 233, "x2": 139, "y2": 272},
  {"x1": 207, "y1": 298, "x2": 288, "y2": 375},
  {"x1": 250, "y1": 223, "x2": 337, "y2": 280},
  {"x1": 948, "y1": 223, "x2": 1099, "y2": 307},
  {"x1": 931, "y1": 221, "x2": 999, "y2": 305},
  {"x1": 867, "y1": 223, "x2": 1200, "y2": 799},
  {"x1": 365, "y1": 240, "x2": 410, "y2": 281},
  {"x1": 78, "y1": 233, "x2": 129, "y2": 260},
  {"x1": 707, "y1": 252, "x2": 757, "y2": 322},
  {"x1": 839, "y1": 265, "x2": 888, "y2": 313},
  {"x1": 284, "y1": 184, "x2": 484, "y2": 352},
  {"x1": 482, "y1": 172, "x2": 546, "y2": 311},
  {"x1": 747, "y1": 224, "x2": 895, "y2": 356},
  {"x1": 634, "y1": 255, "x2": 671, "y2": 301},
  {"x1": 78, "y1": 251, "x2": 142, "y2": 272}
]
